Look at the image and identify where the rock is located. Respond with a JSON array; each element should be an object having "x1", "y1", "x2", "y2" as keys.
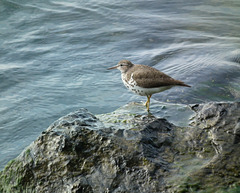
[
  {"x1": 179, "y1": 102, "x2": 240, "y2": 191},
  {"x1": 0, "y1": 102, "x2": 240, "y2": 193}
]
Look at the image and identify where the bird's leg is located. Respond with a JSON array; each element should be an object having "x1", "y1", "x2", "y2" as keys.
[
  {"x1": 145, "y1": 95, "x2": 151, "y2": 106},
  {"x1": 145, "y1": 95, "x2": 152, "y2": 111},
  {"x1": 144, "y1": 99, "x2": 148, "y2": 107}
]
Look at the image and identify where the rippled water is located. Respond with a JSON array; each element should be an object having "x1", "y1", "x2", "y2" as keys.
[{"x1": 0, "y1": 0, "x2": 240, "y2": 169}]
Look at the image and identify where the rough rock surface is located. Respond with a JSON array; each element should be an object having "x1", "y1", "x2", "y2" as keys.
[{"x1": 0, "y1": 102, "x2": 239, "y2": 193}]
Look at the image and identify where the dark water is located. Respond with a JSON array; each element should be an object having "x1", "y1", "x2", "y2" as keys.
[{"x1": 0, "y1": 0, "x2": 240, "y2": 169}]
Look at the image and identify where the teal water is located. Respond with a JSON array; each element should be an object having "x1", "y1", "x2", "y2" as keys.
[{"x1": 0, "y1": 0, "x2": 240, "y2": 169}]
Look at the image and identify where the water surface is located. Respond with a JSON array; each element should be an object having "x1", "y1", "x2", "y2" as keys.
[{"x1": 0, "y1": 0, "x2": 240, "y2": 169}]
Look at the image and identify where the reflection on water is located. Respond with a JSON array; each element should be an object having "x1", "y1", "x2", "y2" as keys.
[{"x1": 0, "y1": 0, "x2": 240, "y2": 169}]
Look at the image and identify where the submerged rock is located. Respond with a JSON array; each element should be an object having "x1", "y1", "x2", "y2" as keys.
[{"x1": 0, "y1": 102, "x2": 239, "y2": 193}]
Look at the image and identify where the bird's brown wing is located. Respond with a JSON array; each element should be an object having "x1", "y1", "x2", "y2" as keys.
[{"x1": 129, "y1": 65, "x2": 190, "y2": 88}]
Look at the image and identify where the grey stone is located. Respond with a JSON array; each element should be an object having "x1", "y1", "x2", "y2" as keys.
[{"x1": 0, "y1": 102, "x2": 240, "y2": 193}]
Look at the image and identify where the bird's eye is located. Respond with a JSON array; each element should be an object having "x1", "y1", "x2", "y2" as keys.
[{"x1": 120, "y1": 64, "x2": 123, "y2": 66}]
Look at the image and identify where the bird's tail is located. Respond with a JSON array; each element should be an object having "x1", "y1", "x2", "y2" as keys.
[{"x1": 177, "y1": 81, "x2": 191, "y2": 87}]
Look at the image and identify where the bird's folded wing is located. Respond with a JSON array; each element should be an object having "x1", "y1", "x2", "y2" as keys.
[{"x1": 132, "y1": 70, "x2": 181, "y2": 88}]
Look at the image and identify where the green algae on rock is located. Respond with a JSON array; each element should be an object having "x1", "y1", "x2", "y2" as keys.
[{"x1": 0, "y1": 102, "x2": 240, "y2": 193}]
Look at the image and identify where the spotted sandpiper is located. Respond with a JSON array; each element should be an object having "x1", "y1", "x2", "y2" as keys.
[{"x1": 108, "y1": 60, "x2": 191, "y2": 111}]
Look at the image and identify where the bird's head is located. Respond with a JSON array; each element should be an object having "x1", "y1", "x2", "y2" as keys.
[{"x1": 108, "y1": 60, "x2": 134, "y2": 73}]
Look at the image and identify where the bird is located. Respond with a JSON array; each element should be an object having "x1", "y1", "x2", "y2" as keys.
[{"x1": 108, "y1": 60, "x2": 191, "y2": 111}]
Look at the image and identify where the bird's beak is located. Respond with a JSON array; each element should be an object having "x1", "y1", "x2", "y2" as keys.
[{"x1": 107, "y1": 65, "x2": 118, "y2": 70}]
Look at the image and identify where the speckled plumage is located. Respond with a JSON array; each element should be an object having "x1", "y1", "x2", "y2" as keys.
[{"x1": 108, "y1": 60, "x2": 190, "y2": 111}]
